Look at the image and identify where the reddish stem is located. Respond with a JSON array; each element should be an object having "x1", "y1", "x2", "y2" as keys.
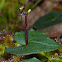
[{"x1": 25, "y1": 14, "x2": 28, "y2": 44}]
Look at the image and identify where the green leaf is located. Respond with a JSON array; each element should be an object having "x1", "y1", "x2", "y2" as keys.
[
  {"x1": 33, "y1": 11, "x2": 62, "y2": 30},
  {"x1": 21, "y1": 57, "x2": 41, "y2": 62},
  {"x1": 14, "y1": 31, "x2": 26, "y2": 45},
  {"x1": 14, "y1": 29, "x2": 49, "y2": 45},
  {"x1": 6, "y1": 29, "x2": 61, "y2": 55}
]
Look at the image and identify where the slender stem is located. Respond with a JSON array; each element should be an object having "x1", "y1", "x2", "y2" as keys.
[
  {"x1": 25, "y1": 14, "x2": 28, "y2": 44},
  {"x1": 32, "y1": 0, "x2": 42, "y2": 9}
]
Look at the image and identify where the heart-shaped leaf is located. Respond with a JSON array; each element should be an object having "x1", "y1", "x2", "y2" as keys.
[
  {"x1": 33, "y1": 11, "x2": 62, "y2": 29},
  {"x1": 14, "y1": 31, "x2": 26, "y2": 45},
  {"x1": 14, "y1": 29, "x2": 49, "y2": 45},
  {"x1": 21, "y1": 57, "x2": 41, "y2": 62},
  {"x1": 6, "y1": 29, "x2": 61, "y2": 55}
]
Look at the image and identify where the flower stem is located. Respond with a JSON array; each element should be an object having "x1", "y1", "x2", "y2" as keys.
[{"x1": 25, "y1": 14, "x2": 28, "y2": 45}]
